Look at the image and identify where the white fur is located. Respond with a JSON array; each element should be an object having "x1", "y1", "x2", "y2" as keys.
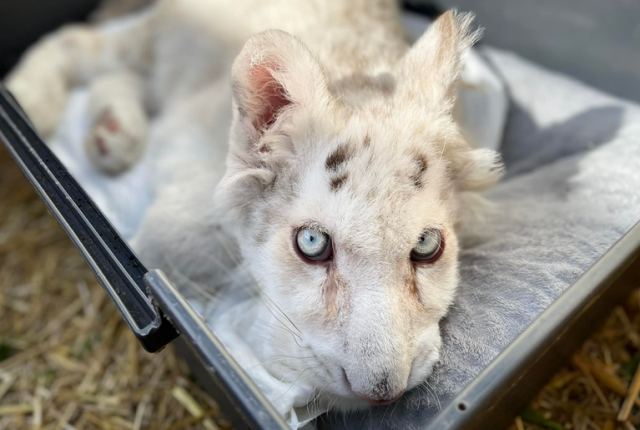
[{"x1": 6, "y1": 0, "x2": 504, "y2": 411}]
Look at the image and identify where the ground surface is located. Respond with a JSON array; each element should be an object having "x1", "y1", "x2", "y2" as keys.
[
  {"x1": 0, "y1": 149, "x2": 228, "y2": 429},
  {"x1": 1, "y1": 146, "x2": 639, "y2": 430},
  {"x1": 514, "y1": 289, "x2": 640, "y2": 430}
]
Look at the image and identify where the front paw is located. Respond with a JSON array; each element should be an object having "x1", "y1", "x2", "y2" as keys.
[{"x1": 84, "y1": 106, "x2": 147, "y2": 175}]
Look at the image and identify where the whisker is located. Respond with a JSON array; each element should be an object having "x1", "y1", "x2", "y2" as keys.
[
  {"x1": 271, "y1": 366, "x2": 316, "y2": 404},
  {"x1": 242, "y1": 356, "x2": 317, "y2": 371},
  {"x1": 439, "y1": 138, "x2": 448, "y2": 162},
  {"x1": 249, "y1": 276, "x2": 303, "y2": 336}
]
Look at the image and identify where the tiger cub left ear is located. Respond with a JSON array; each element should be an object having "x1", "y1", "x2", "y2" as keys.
[{"x1": 396, "y1": 10, "x2": 480, "y2": 111}]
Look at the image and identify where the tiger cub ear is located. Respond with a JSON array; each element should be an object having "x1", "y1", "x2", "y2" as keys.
[
  {"x1": 396, "y1": 11, "x2": 480, "y2": 112},
  {"x1": 230, "y1": 29, "x2": 330, "y2": 142},
  {"x1": 219, "y1": 30, "x2": 332, "y2": 215}
]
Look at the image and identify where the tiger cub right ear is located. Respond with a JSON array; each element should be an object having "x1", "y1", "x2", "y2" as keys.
[{"x1": 230, "y1": 29, "x2": 330, "y2": 143}]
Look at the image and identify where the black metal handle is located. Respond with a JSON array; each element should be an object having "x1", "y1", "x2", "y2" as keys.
[{"x1": 0, "y1": 85, "x2": 178, "y2": 352}]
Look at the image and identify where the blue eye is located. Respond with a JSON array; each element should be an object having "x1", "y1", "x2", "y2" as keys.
[
  {"x1": 410, "y1": 229, "x2": 444, "y2": 263},
  {"x1": 295, "y1": 227, "x2": 332, "y2": 262}
]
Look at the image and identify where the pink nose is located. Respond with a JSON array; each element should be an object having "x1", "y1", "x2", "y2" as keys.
[{"x1": 342, "y1": 367, "x2": 406, "y2": 406}]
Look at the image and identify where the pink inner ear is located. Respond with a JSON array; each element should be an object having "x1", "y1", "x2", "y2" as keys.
[{"x1": 250, "y1": 64, "x2": 292, "y2": 131}]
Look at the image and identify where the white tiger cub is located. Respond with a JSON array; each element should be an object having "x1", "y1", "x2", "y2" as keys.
[{"x1": 6, "y1": 0, "x2": 504, "y2": 409}]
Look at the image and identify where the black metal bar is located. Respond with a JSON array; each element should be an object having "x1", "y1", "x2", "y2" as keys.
[
  {"x1": 145, "y1": 270, "x2": 290, "y2": 430},
  {"x1": 0, "y1": 86, "x2": 178, "y2": 352}
]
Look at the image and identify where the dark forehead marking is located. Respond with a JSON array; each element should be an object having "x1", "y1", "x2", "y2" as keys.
[
  {"x1": 409, "y1": 152, "x2": 429, "y2": 189},
  {"x1": 325, "y1": 143, "x2": 352, "y2": 171},
  {"x1": 330, "y1": 173, "x2": 348, "y2": 191},
  {"x1": 363, "y1": 134, "x2": 371, "y2": 148}
]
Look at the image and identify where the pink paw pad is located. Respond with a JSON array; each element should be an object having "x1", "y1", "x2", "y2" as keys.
[
  {"x1": 94, "y1": 136, "x2": 108, "y2": 155},
  {"x1": 85, "y1": 106, "x2": 146, "y2": 175},
  {"x1": 98, "y1": 109, "x2": 121, "y2": 133},
  {"x1": 91, "y1": 110, "x2": 121, "y2": 157}
]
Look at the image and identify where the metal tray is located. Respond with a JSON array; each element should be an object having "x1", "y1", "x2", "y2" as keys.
[{"x1": 2, "y1": 4, "x2": 639, "y2": 429}]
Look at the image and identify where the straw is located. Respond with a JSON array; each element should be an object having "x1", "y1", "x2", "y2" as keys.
[
  {"x1": 618, "y1": 360, "x2": 640, "y2": 422},
  {"x1": 0, "y1": 147, "x2": 231, "y2": 428},
  {"x1": 516, "y1": 290, "x2": 640, "y2": 430}
]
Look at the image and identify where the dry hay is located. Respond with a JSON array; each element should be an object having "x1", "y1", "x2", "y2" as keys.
[
  {"x1": 0, "y1": 148, "x2": 230, "y2": 429},
  {"x1": 513, "y1": 289, "x2": 640, "y2": 430}
]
